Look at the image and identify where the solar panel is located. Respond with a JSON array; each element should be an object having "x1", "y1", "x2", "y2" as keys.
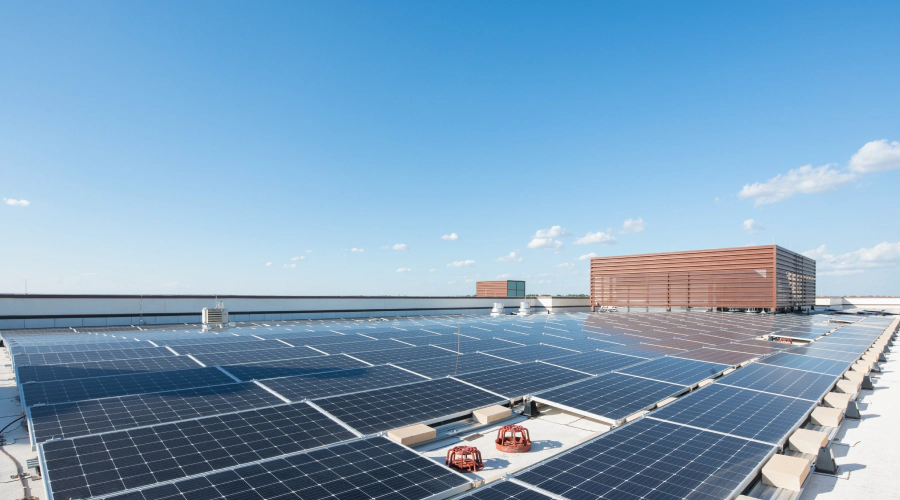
[
  {"x1": 22, "y1": 367, "x2": 236, "y2": 407},
  {"x1": 394, "y1": 353, "x2": 518, "y2": 378},
  {"x1": 616, "y1": 357, "x2": 730, "y2": 386},
  {"x1": 534, "y1": 372, "x2": 688, "y2": 423},
  {"x1": 717, "y1": 363, "x2": 838, "y2": 401},
  {"x1": 758, "y1": 352, "x2": 852, "y2": 376},
  {"x1": 101, "y1": 436, "x2": 469, "y2": 500},
  {"x1": 460, "y1": 480, "x2": 554, "y2": 499},
  {"x1": 9, "y1": 341, "x2": 148, "y2": 354},
  {"x1": 16, "y1": 356, "x2": 202, "y2": 383},
  {"x1": 598, "y1": 344, "x2": 679, "y2": 359},
  {"x1": 786, "y1": 346, "x2": 862, "y2": 363},
  {"x1": 13, "y1": 347, "x2": 175, "y2": 366},
  {"x1": 170, "y1": 340, "x2": 291, "y2": 354},
  {"x1": 220, "y1": 354, "x2": 369, "y2": 381},
  {"x1": 312, "y1": 377, "x2": 504, "y2": 434},
  {"x1": 480, "y1": 344, "x2": 579, "y2": 362},
  {"x1": 454, "y1": 362, "x2": 591, "y2": 399},
  {"x1": 649, "y1": 384, "x2": 816, "y2": 444},
  {"x1": 257, "y1": 365, "x2": 427, "y2": 401},
  {"x1": 540, "y1": 350, "x2": 647, "y2": 375},
  {"x1": 193, "y1": 346, "x2": 323, "y2": 366},
  {"x1": 348, "y1": 346, "x2": 455, "y2": 365},
  {"x1": 514, "y1": 418, "x2": 774, "y2": 500},
  {"x1": 30, "y1": 381, "x2": 286, "y2": 443},
  {"x1": 674, "y1": 347, "x2": 758, "y2": 366},
  {"x1": 40, "y1": 401, "x2": 357, "y2": 499}
]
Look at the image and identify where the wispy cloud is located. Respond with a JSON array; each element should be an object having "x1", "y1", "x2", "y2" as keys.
[
  {"x1": 350, "y1": 248, "x2": 365, "y2": 253},
  {"x1": 738, "y1": 139, "x2": 900, "y2": 206},
  {"x1": 392, "y1": 243, "x2": 409, "y2": 251},
  {"x1": 527, "y1": 226, "x2": 569, "y2": 249},
  {"x1": 555, "y1": 263, "x2": 575, "y2": 269},
  {"x1": 3, "y1": 198, "x2": 30, "y2": 206},
  {"x1": 495, "y1": 251, "x2": 523, "y2": 263},
  {"x1": 619, "y1": 217, "x2": 646, "y2": 234},
  {"x1": 849, "y1": 139, "x2": 900, "y2": 173},
  {"x1": 447, "y1": 260, "x2": 476, "y2": 267},
  {"x1": 804, "y1": 241, "x2": 900, "y2": 275},
  {"x1": 573, "y1": 231, "x2": 617, "y2": 245},
  {"x1": 441, "y1": 233, "x2": 459, "y2": 241},
  {"x1": 396, "y1": 267, "x2": 412, "y2": 273},
  {"x1": 283, "y1": 263, "x2": 296, "y2": 269},
  {"x1": 265, "y1": 262, "x2": 272, "y2": 267},
  {"x1": 428, "y1": 268, "x2": 437, "y2": 273},
  {"x1": 577, "y1": 253, "x2": 598, "y2": 260},
  {"x1": 742, "y1": 219, "x2": 763, "y2": 234},
  {"x1": 496, "y1": 273, "x2": 512, "y2": 279},
  {"x1": 291, "y1": 256, "x2": 306, "y2": 261}
]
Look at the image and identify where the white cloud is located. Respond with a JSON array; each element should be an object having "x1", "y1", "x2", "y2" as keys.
[
  {"x1": 555, "y1": 263, "x2": 575, "y2": 269},
  {"x1": 392, "y1": 243, "x2": 409, "y2": 251},
  {"x1": 396, "y1": 268, "x2": 412, "y2": 273},
  {"x1": 495, "y1": 251, "x2": 523, "y2": 263},
  {"x1": 742, "y1": 219, "x2": 764, "y2": 234},
  {"x1": 265, "y1": 262, "x2": 272, "y2": 267},
  {"x1": 803, "y1": 242, "x2": 900, "y2": 275},
  {"x1": 447, "y1": 260, "x2": 476, "y2": 268},
  {"x1": 441, "y1": 233, "x2": 459, "y2": 241},
  {"x1": 577, "y1": 253, "x2": 598, "y2": 260},
  {"x1": 306, "y1": 249, "x2": 313, "y2": 253},
  {"x1": 527, "y1": 226, "x2": 569, "y2": 249},
  {"x1": 620, "y1": 217, "x2": 646, "y2": 234},
  {"x1": 738, "y1": 164, "x2": 856, "y2": 206},
  {"x1": 537, "y1": 279, "x2": 551, "y2": 284},
  {"x1": 849, "y1": 139, "x2": 900, "y2": 173},
  {"x1": 291, "y1": 256, "x2": 306, "y2": 261},
  {"x1": 428, "y1": 268, "x2": 437, "y2": 273},
  {"x1": 350, "y1": 248, "x2": 365, "y2": 253},
  {"x1": 283, "y1": 263, "x2": 296, "y2": 269},
  {"x1": 573, "y1": 231, "x2": 617, "y2": 245},
  {"x1": 496, "y1": 273, "x2": 512, "y2": 279},
  {"x1": 3, "y1": 198, "x2": 30, "y2": 206}
]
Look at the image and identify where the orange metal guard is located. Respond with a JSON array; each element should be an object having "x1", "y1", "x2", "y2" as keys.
[
  {"x1": 446, "y1": 446, "x2": 484, "y2": 472},
  {"x1": 495, "y1": 424, "x2": 532, "y2": 453}
]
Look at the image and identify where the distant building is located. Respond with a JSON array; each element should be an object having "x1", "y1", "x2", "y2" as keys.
[
  {"x1": 590, "y1": 245, "x2": 815, "y2": 313},
  {"x1": 476, "y1": 280, "x2": 526, "y2": 298}
]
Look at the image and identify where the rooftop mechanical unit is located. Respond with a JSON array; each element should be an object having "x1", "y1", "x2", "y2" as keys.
[{"x1": 202, "y1": 302, "x2": 229, "y2": 326}]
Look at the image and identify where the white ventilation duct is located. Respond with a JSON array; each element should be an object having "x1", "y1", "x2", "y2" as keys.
[
  {"x1": 518, "y1": 302, "x2": 530, "y2": 316},
  {"x1": 490, "y1": 303, "x2": 505, "y2": 317}
]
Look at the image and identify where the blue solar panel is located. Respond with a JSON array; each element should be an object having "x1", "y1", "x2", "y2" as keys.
[
  {"x1": 515, "y1": 418, "x2": 774, "y2": 500},
  {"x1": 454, "y1": 362, "x2": 591, "y2": 399},
  {"x1": 616, "y1": 357, "x2": 730, "y2": 385},
  {"x1": 541, "y1": 350, "x2": 647, "y2": 375},
  {"x1": 717, "y1": 363, "x2": 838, "y2": 401},
  {"x1": 220, "y1": 354, "x2": 369, "y2": 381},
  {"x1": 535, "y1": 372, "x2": 688, "y2": 422},
  {"x1": 394, "y1": 353, "x2": 517, "y2": 378},
  {"x1": 649, "y1": 384, "x2": 816, "y2": 444},
  {"x1": 758, "y1": 352, "x2": 852, "y2": 376},
  {"x1": 461, "y1": 480, "x2": 554, "y2": 499},
  {"x1": 786, "y1": 346, "x2": 863, "y2": 362}
]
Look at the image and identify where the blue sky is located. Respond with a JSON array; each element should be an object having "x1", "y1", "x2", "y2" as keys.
[{"x1": 2, "y1": 1, "x2": 899, "y2": 296}]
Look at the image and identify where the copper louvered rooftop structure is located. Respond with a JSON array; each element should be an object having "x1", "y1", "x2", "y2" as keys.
[
  {"x1": 590, "y1": 245, "x2": 815, "y2": 312},
  {"x1": 476, "y1": 280, "x2": 526, "y2": 298}
]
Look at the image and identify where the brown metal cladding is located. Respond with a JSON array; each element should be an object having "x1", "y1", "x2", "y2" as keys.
[
  {"x1": 476, "y1": 281, "x2": 511, "y2": 297},
  {"x1": 590, "y1": 245, "x2": 815, "y2": 310}
]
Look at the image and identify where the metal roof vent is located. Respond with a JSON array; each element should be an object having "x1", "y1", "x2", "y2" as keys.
[
  {"x1": 202, "y1": 300, "x2": 229, "y2": 328},
  {"x1": 490, "y1": 303, "x2": 505, "y2": 317},
  {"x1": 518, "y1": 302, "x2": 530, "y2": 316}
]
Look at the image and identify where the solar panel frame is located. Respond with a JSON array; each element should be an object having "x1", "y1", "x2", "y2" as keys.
[
  {"x1": 757, "y1": 352, "x2": 853, "y2": 376},
  {"x1": 13, "y1": 347, "x2": 176, "y2": 367},
  {"x1": 540, "y1": 350, "x2": 648, "y2": 376},
  {"x1": 673, "y1": 347, "x2": 759, "y2": 366},
  {"x1": 459, "y1": 479, "x2": 555, "y2": 499},
  {"x1": 616, "y1": 357, "x2": 730, "y2": 386},
  {"x1": 393, "y1": 353, "x2": 518, "y2": 378},
  {"x1": 219, "y1": 354, "x2": 369, "y2": 381},
  {"x1": 16, "y1": 356, "x2": 203, "y2": 383},
  {"x1": 256, "y1": 365, "x2": 428, "y2": 401},
  {"x1": 453, "y1": 362, "x2": 591, "y2": 399}
]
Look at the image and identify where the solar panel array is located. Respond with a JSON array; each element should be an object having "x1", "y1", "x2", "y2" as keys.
[{"x1": 1, "y1": 309, "x2": 889, "y2": 499}]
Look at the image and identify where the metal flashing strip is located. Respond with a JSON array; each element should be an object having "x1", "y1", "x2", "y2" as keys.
[
  {"x1": 529, "y1": 395, "x2": 617, "y2": 426},
  {"x1": 185, "y1": 354, "x2": 206, "y2": 367},
  {"x1": 164, "y1": 345, "x2": 180, "y2": 355},
  {"x1": 614, "y1": 371, "x2": 691, "y2": 387},
  {"x1": 391, "y1": 338, "x2": 416, "y2": 346},
  {"x1": 357, "y1": 333, "x2": 378, "y2": 340},
  {"x1": 343, "y1": 353, "x2": 374, "y2": 366},
  {"x1": 536, "y1": 360, "x2": 595, "y2": 377},
  {"x1": 538, "y1": 342, "x2": 580, "y2": 354},
  {"x1": 387, "y1": 363, "x2": 433, "y2": 380},
  {"x1": 431, "y1": 344, "x2": 463, "y2": 354},
  {"x1": 214, "y1": 365, "x2": 242, "y2": 383},
  {"x1": 276, "y1": 338, "x2": 294, "y2": 347},
  {"x1": 504, "y1": 329, "x2": 529, "y2": 335},
  {"x1": 252, "y1": 380, "x2": 292, "y2": 404},
  {"x1": 304, "y1": 344, "x2": 329, "y2": 355},
  {"x1": 716, "y1": 382, "x2": 824, "y2": 402},
  {"x1": 304, "y1": 400, "x2": 364, "y2": 437},
  {"x1": 507, "y1": 478, "x2": 571, "y2": 500},
  {"x1": 477, "y1": 351, "x2": 523, "y2": 364},
  {"x1": 493, "y1": 337, "x2": 527, "y2": 346},
  {"x1": 251, "y1": 334, "x2": 266, "y2": 340},
  {"x1": 146, "y1": 340, "x2": 159, "y2": 347}
]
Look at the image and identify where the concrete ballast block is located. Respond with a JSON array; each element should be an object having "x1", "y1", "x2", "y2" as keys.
[
  {"x1": 835, "y1": 379, "x2": 860, "y2": 395},
  {"x1": 810, "y1": 407, "x2": 843, "y2": 428},
  {"x1": 788, "y1": 429, "x2": 828, "y2": 455},
  {"x1": 823, "y1": 392, "x2": 852, "y2": 410},
  {"x1": 843, "y1": 371, "x2": 865, "y2": 383},
  {"x1": 762, "y1": 454, "x2": 811, "y2": 491},
  {"x1": 386, "y1": 423, "x2": 436, "y2": 446},
  {"x1": 473, "y1": 405, "x2": 510, "y2": 425}
]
